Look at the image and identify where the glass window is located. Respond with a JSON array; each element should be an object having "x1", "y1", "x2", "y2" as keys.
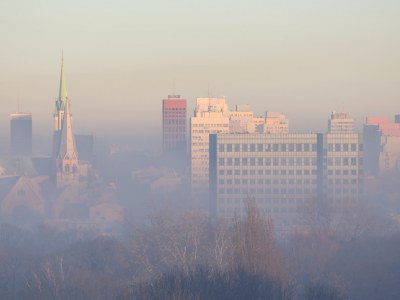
[
  {"x1": 234, "y1": 144, "x2": 240, "y2": 152},
  {"x1": 257, "y1": 158, "x2": 263, "y2": 165},
  {"x1": 273, "y1": 144, "x2": 279, "y2": 152},
  {"x1": 335, "y1": 144, "x2": 341, "y2": 151},
  {"x1": 250, "y1": 158, "x2": 256, "y2": 166},
  {"x1": 242, "y1": 144, "x2": 248, "y2": 152},
  {"x1": 250, "y1": 144, "x2": 256, "y2": 152},
  {"x1": 304, "y1": 144, "x2": 310, "y2": 152},
  {"x1": 351, "y1": 144, "x2": 357, "y2": 151},
  {"x1": 343, "y1": 144, "x2": 349, "y2": 151},
  {"x1": 218, "y1": 144, "x2": 225, "y2": 152},
  {"x1": 242, "y1": 158, "x2": 248, "y2": 165},
  {"x1": 296, "y1": 157, "x2": 302, "y2": 165},
  {"x1": 273, "y1": 157, "x2": 279, "y2": 166},
  {"x1": 289, "y1": 144, "x2": 294, "y2": 152},
  {"x1": 265, "y1": 157, "x2": 271, "y2": 166},
  {"x1": 281, "y1": 144, "x2": 287, "y2": 152},
  {"x1": 234, "y1": 158, "x2": 240, "y2": 166},
  {"x1": 335, "y1": 157, "x2": 341, "y2": 166},
  {"x1": 227, "y1": 144, "x2": 232, "y2": 152},
  {"x1": 257, "y1": 144, "x2": 263, "y2": 152},
  {"x1": 219, "y1": 158, "x2": 224, "y2": 165},
  {"x1": 281, "y1": 157, "x2": 287, "y2": 166},
  {"x1": 296, "y1": 144, "x2": 302, "y2": 152}
]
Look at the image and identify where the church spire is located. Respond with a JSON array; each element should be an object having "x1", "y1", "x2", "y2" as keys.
[{"x1": 57, "y1": 53, "x2": 68, "y2": 112}]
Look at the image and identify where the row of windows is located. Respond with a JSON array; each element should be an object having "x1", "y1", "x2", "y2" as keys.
[
  {"x1": 219, "y1": 178, "x2": 318, "y2": 185},
  {"x1": 217, "y1": 168, "x2": 360, "y2": 176},
  {"x1": 192, "y1": 123, "x2": 228, "y2": 127},
  {"x1": 219, "y1": 143, "x2": 317, "y2": 153},
  {"x1": 326, "y1": 169, "x2": 361, "y2": 175},
  {"x1": 220, "y1": 198, "x2": 305, "y2": 205},
  {"x1": 219, "y1": 188, "x2": 317, "y2": 194},
  {"x1": 218, "y1": 169, "x2": 318, "y2": 176},
  {"x1": 218, "y1": 157, "x2": 318, "y2": 166},
  {"x1": 326, "y1": 157, "x2": 362, "y2": 166},
  {"x1": 164, "y1": 120, "x2": 185, "y2": 125},
  {"x1": 327, "y1": 143, "x2": 361, "y2": 152},
  {"x1": 327, "y1": 178, "x2": 361, "y2": 184}
]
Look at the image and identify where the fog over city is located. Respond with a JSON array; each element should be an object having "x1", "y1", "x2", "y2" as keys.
[{"x1": 0, "y1": 1, "x2": 400, "y2": 299}]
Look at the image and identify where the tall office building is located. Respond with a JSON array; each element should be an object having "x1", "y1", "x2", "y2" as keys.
[
  {"x1": 263, "y1": 112, "x2": 289, "y2": 134},
  {"x1": 10, "y1": 112, "x2": 32, "y2": 156},
  {"x1": 191, "y1": 97, "x2": 230, "y2": 199},
  {"x1": 364, "y1": 116, "x2": 400, "y2": 177},
  {"x1": 323, "y1": 133, "x2": 363, "y2": 208},
  {"x1": 328, "y1": 112, "x2": 354, "y2": 133},
  {"x1": 209, "y1": 132, "x2": 363, "y2": 232},
  {"x1": 162, "y1": 95, "x2": 187, "y2": 155}
]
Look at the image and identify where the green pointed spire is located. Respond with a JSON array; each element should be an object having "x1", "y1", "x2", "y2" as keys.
[
  {"x1": 58, "y1": 54, "x2": 67, "y2": 105},
  {"x1": 56, "y1": 53, "x2": 67, "y2": 111}
]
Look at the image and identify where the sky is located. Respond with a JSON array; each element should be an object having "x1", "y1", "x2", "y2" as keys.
[{"x1": 0, "y1": 0, "x2": 399, "y2": 153}]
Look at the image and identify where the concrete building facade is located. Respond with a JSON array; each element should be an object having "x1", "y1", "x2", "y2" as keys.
[
  {"x1": 162, "y1": 95, "x2": 187, "y2": 155},
  {"x1": 328, "y1": 112, "x2": 354, "y2": 133},
  {"x1": 209, "y1": 132, "x2": 363, "y2": 231}
]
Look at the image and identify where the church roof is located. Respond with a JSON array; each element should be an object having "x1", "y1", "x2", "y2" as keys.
[{"x1": 57, "y1": 99, "x2": 78, "y2": 161}]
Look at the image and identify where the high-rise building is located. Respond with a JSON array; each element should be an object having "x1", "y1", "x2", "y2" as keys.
[
  {"x1": 209, "y1": 132, "x2": 363, "y2": 232},
  {"x1": 191, "y1": 97, "x2": 230, "y2": 199},
  {"x1": 263, "y1": 111, "x2": 289, "y2": 134},
  {"x1": 162, "y1": 95, "x2": 187, "y2": 155},
  {"x1": 323, "y1": 133, "x2": 363, "y2": 207},
  {"x1": 328, "y1": 112, "x2": 354, "y2": 133},
  {"x1": 363, "y1": 116, "x2": 400, "y2": 177},
  {"x1": 10, "y1": 112, "x2": 32, "y2": 156}
]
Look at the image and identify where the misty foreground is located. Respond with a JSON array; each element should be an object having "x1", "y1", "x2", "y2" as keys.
[{"x1": 0, "y1": 201, "x2": 400, "y2": 300}]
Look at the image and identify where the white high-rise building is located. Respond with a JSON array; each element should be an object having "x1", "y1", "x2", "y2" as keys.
[
  {"x1": 190, "y1": 97, "x2": 230, "y2": 200},
  {"x1": 328, "y1": 112, "x2": 354, "y2": 133}
]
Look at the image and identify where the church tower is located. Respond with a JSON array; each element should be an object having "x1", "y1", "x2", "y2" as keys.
[
  {"x1": 53, "y1": 56, "x2": 79, "y2": 188},
  {"x1": 53, "y1": 54, "x2": 68, "y2": 157}
]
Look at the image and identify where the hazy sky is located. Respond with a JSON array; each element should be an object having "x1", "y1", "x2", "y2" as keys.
[{"x1": 0, "y1": 0, "x2": 399, "y2": 152}]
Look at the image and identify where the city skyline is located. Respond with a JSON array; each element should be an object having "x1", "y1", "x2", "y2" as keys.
[{"x1": 0, "y1": 0, "x2": 399, "y2": 150}]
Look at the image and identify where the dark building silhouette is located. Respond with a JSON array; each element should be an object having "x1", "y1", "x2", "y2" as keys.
[
  {"x1": 10, "y1": 112, "x2": 32, "y2": 156},
  {"x1": 75, "y1": 134, "x2": 94, "y2": 162},
  {"x1": 162, "y1": 95, "x2": 187, "y2": 155}
]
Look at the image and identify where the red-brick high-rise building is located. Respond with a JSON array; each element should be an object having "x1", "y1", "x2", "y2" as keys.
[{"x1": 162, "y1": 95, "x2": 187, "y2": 155}]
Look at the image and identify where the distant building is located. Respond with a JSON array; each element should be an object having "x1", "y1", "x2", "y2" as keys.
[
  {"x1": 363, "y1": 116, "x2": 400, "y2": 177},
  {"x1": 191, "y1": 97, "x2": 230, "y2": 199},
  {"x1": 209, "y1": 132, "x2": 363, "y2": 232},
  {"x1": 162, "y1": 95, "x2": 187, "y2": 155},
  {"x1": 328, "y1": 112, "x2": 354, "y2": 133},
  {"x1": 395, "y1": 114, "x2": 400, "y2": 124},
  {"x1": 10, "y1": 112, "x2": 32, "y2": 156},
  {"x1": 263, "y1": 111, "x2": 289, "y2": 134},
  {"x1": 75, "y1": 134, "x2": 95, "y2": 162}
]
